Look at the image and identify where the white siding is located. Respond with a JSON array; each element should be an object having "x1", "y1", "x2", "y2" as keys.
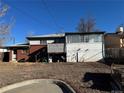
[
  {"x1": 66, "y1": 42, "x2": 104, "y2": 62},
  {"x1": 29, "y1": 40, "x2": 40, "y2": 45},
  {"x1": 0, "y1": 49, "x2": 8, "y2": 52},
  {"x1": 12, "y1": 50, "x2": 17, "y2": 61},
  {"x1": 47, "y1": 40, "x2": 54, "y2": 44}
]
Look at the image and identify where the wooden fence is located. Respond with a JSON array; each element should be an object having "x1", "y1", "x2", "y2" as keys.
[{"x1": 105, "y1": 48, "x2": 124, "y2": 58}]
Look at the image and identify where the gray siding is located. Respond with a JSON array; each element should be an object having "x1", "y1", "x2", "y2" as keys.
[{"x1": 47, "y1": 43, "x2": 65, "y2": 53}]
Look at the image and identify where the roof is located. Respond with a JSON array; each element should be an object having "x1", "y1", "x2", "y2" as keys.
[
  {"x1": 105, "y1": 33, "x2": 124, "y2": 37},
  {"x1": 65, "y1": 31, "x2": 105, "y2": 35},
  {"x1": 105, "y1": 33, "x2": 116, "y2": 35},
  {"x1": 27, "y1": 32, "x2": 105, "y2": 39},
  {"x1": 4, "y1": 43, "x2": 29, "y2": 48},
  {"x1": 27, "y1": 33, "x2": 65, "y2": 39}
]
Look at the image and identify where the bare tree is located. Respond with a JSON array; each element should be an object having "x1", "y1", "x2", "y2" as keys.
[
  {"x1": 86, "y1": 17, "x2": 95, "y2": 32},
  {"x1": 77, "y1": 17, "x2": 98, "y2": 32},
  {"x1": 0, "y1": 1, "x2": 10, "y2": 45},
  {"x1": 77, "y1": 18, "x2": 86, "y2": 32},
  {"x1": 0, "y1": 1, "x2": 13, "y2": 61}
]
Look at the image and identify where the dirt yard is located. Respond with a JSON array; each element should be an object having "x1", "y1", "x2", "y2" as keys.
[{"x1": 0, "y1": 62, "x2": 111, "y2": 93}]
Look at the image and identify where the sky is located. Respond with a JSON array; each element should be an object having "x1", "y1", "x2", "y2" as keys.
[{"x1": 2, "y1": 0, "x2": 124, "y2": 45}]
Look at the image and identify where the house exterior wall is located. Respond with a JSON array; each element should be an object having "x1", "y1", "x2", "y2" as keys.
[
  {"x1": 29, "y1": 45, "x2": 46, "y2": 54},
  {"x1": 16, "y1": 50, "x2": 28, "y2": 62},
  {"x1": 0, "y1": 49, "x2": 8, "y2": 52},
  {"x1": 9, "y1": 50, "x2": 12, "y2": 61},
  {"x1": 29, "y1": 40, "x2": 40, "y2": 45},
  {"x1": 8, "y1": 45, "x2": 47, "y2": 62},
  {"x1": 66, "y1": 43, "x2": 104, "y2": 62},
  {"x1": 66, "y1": 33, "x2": 104, "y2": 62},
  {"x1": 9, "y1": 49, "x2": 29, "y2": 62},
  {"x1": 28, "y1": 45, "x2": 47, "y2": 62},
  {"x1": 11, "y1": 50, "x2": 16, "y2": 61}
]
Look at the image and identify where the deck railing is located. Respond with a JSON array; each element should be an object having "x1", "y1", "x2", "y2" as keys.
[{"x1": 47, "y1": 43, "x2": 65, "y2": 53}]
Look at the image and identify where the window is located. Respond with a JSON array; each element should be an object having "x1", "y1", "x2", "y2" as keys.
[
  {"x1": 66, "y1": 34, "x2": 102, "y2": 43},
  {"x1": 80, "y1": 35, "x2": 84, "y2": 42},
  {"x1": 94, "y1": 35, "x2": 102, "y2": 42},
  {"x1": 54, "y1": 38, "x2": 64, "y2": 43},
  {"x1": 89, "y1": 35, "x2": 94, "y2": 43},
  {"x1": 84, "y1": 35, "x2": 89, "y2": 42},
  {"x1": 40, "y1": 40, "x2": 47, "y2": 45},
  {"x1": 67, "y1": 35, "x2": 81, "y2": 43},
  {"x1": 29, "y1": 40, "x2": 40, "y2": 45}
]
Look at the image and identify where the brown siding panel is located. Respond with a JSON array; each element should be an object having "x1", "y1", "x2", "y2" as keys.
[
  {"x1": 29, "y1": 45, "x2": 47, "y2": 62},
  {"x1": 9, "y1": 50, "x2": 12, "y2": 61},
  {"x1": 16, "y1": 50, "x2": 29, "y2": 62},
  {"x1": 29, "y1": 45, "x2": 46, "y2": 54}
]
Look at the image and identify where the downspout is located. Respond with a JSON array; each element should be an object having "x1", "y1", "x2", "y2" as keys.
[
  {"x1": 65, "y1": 35, "x2": 67, "y2": 62},
  {"x1": 65, "y1": 36, "x2": 67, "y2": 62},
  {"x1": 102, "y1": 33, "x2": 105, "y2": 62}
]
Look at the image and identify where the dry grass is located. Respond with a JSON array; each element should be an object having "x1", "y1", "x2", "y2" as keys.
[{"x1": 0, "y1": 62, "x2": 111, "y2": 93}]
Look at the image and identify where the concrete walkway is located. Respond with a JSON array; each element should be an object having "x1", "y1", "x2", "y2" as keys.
[
  {"x1": 4, "y1": 83, "x2": 63, "y2": 93},
  {"x1": 0, "y1": 79, "x2": 76, "y2": 93}
]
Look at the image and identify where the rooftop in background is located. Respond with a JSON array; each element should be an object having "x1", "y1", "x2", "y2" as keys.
[{"x1": 27, "y1": 33, "x2": 65, "y2": 39}]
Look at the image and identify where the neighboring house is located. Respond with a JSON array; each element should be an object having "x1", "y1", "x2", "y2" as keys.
[
  {"x1": 104, "y1": 26, "x2": 124, "y2": 61},
  {"x1": 3, "y1": 31, "x2": 105, "y2": 62},
  {"x1": 105, "y1": 26, "x2": 124, "y2": 48},
  {"x1": 105, "y1": 33, "x2": 124, "y2": 48}
]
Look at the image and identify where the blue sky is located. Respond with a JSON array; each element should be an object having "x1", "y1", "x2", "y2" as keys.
[{"x1": 3, "y1": 0, "x2": 124, "y2": 45}]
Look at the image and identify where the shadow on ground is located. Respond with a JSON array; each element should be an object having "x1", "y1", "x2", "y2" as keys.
[{"x1": 82, "y1": 72, "x2": 112, "y2": 91}]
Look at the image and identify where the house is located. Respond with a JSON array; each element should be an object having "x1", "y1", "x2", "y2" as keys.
[{"x1": 3, "y1": 31, "x2": 105, "y2": 62}]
